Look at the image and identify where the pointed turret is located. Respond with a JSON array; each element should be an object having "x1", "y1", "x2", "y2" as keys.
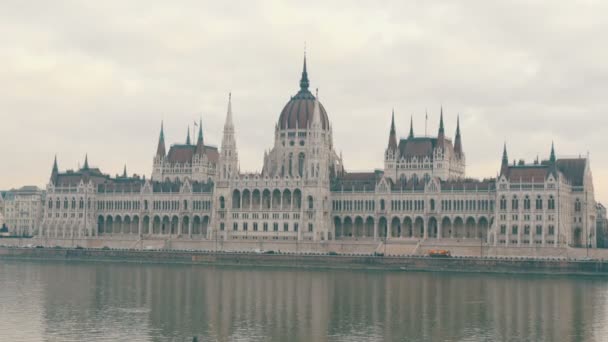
[
  {"x1": 501, "y1": 142, "x2": 509, "y2": 175},
  {"x1": 454, "y1": 115, "x2": 463, "y2": 158},
  {"x1": 549, "y1": 141, "x2": 556, "y2": 163},
  {"x1": 408, "y1": 115, "x2": 414, "y2": 139},
  {"x1": 122, "y1": 164, "x2": 127, "y2": 178},
  {"x1": 186, "y1": 126, "x2": 191, "y2": 145},
  {"x1": 156, "y1": 121, "x2": 166, "y2": 157},
  {"x1": 437, "y1": 106, "x2": 445, "y2": 149},
  {"x1": 195, "y1": 118, "x2": 204, "y2": 155},
  {"x1": 438, "y1": 106, "x2": 445, "y2": 137},
  {"x1": 83, "y1": 154, "x2": 89, "y2": 170},
  {"x1": 50, "y1": 155, "x2": 58, "y2": 182},
  {"x1": 299, "y1": 52, "x2": 309, "y2": 91},
  {"x1": 388, "y1": 109, "x2": 397, "y2": 149}
]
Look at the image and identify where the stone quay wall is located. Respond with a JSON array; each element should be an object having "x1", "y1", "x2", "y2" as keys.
[
  {"x1": 2, "y1": 245, "x2": 608, "y2": 276},
  {"x1": 2, "y1": 236, "x2": 608, "y2": 261}
]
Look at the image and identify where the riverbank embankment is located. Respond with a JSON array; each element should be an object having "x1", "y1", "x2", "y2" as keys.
[{"x1": 1, "y1": 246, "x2": 608, "y2": 276}]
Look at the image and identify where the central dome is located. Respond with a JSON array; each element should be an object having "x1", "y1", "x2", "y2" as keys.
[{"x1": 278, "y1": 57, "x2": 330, "y2": 130}]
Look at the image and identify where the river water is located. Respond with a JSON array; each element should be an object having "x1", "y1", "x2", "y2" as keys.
[{"x1": 0, "y1": 259, "x2": 607, "y2": 341}]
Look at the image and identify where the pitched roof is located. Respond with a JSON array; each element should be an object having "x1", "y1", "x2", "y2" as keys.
[
  {"x1": 440, "y1": 178, "x2": 496, "y2": 191},
  {"x1": 166, "y1": 144, "x2": 219, "y2": 164},
  {"x1": 167, "y1": 145, "x2": 196, "y2": 164},
  {"x1": 331, "y1": 172, "x2": 381, "y2": 192},
  {"x1": 503, "y1": 165, "x2": 548, "y2": 183},
  {"x1": 397, "y1": 137, "x2": 455, "y2": 159},
  {"x1": 556, "y1": 158, "x2": 586, "y2": 186}
]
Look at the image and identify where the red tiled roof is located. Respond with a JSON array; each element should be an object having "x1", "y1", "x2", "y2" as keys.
[
  {"x1": 167, "y1": 144, "x2": 219, "y2": 164},
  {"x1": 167, "y1": 145, "x2": 195, "y2": 164},
  {"x1": 504, "y1": 166, "x2": 548, "y2": 183},
  {"x1": 203, "y1": 146, "x2": 219, "y2": 163}
]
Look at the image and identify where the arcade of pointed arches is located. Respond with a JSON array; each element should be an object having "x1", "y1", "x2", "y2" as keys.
[
  {"x1": 226, "y1": 188, "x2": 310, "y2": 211},
  {"x1": 96, "y1": 214, "x2": 211, "y2": 238},
  {"x1": 332, "y1": 215, "x2": 492, "y2": 241}
]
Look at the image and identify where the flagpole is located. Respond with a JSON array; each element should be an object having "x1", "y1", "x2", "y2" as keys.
[{"x1": 425, "y1": 109, "x2": 428, "y2": 136}]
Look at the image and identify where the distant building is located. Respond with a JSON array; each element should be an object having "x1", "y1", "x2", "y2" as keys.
[
  {"x1": 37, "y1": 55, "x2": 599, "y2": 248},
  {"x1": 1, "y1": 186, "x2": 45, "y2": 236},
  {"x1": 596, "y1": 203, "x2": 608, "y2": 248},
  {"x1": 0, "y1": 192, "x2": 5, "y2": 227}
]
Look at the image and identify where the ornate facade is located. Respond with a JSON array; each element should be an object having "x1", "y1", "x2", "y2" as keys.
[{"x1": 38, "y1": 57, "x2": 598, "y2": 248}]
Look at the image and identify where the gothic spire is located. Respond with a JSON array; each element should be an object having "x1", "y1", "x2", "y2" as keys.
[
  {"x1": 454, "y1": 115, "x2": 463, "y2": 157},
  {"x1": 224, "y1": 92, "x2": 234, "y2": 129},
  {"x1": 156, "y1": 121, "x2": 166, "y2": 157},
  {"x1": 299, "y1": 51, "x2": 310, "y2": 91},
  {"x1": 502, "y1": 142, "x2": 509, "y2": 168},
  {"x1": 550, "y1": 141, "x2": 556, "y2": 163},
  {"x1": 195, "y1": 117, "x2": 205, "y2": 155},
  {"x1": 388, "y1": 109, "x2": 397, "y2": 149},
  {"x1": 122, "y1": 164, "x2": 127, "y2": 178},
  {"x1": 52, "y1": 155, "x2": 58, "y2": 174},
  {"x1": 408, "y1": 115, "x2": 414, "y2": 139},
  {"x1": 197, "y1": 118, "x2": 203, "y2": 145},
  {"x1": 438, "y1": 106, "x2": 445, "y2": 136},
  {"x1": 50, "y1": 155, "x2": 58, "y2": 182},
  {"x1": 186, "y1": 126, "x2": 191, "y2": 145},
  {"x1": 83, "y1": 154, "x2": 89, "y2": 170}
]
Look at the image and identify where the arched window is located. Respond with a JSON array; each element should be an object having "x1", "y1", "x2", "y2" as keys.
[
  {"x1": 298, "y1": 153, "x2": 305, "y2": 177},
  {"x1": 144, "y1": 200, "x2": 148, "y2": 210},
  {"x1": 219, "y1": 196, "x2": 225, "y2": 209},
  {"x1": 500, "y1": 196, "x2": 507, "y2": 210},
  {"x1": 524, "y1": 195, "x2": 530, "y2": 210},
  {"x1": 79, "y1": 198, "x2": 84, "y2": 209},
  {"x1": 536, "y1": 195, "x2": 542, "y2": 210},
  {"x1": 64, "y1": 198, "x2": 68, "y2": 209},
  {"x1": 56, "y1": 198, "x2": 60, "y2": 209},
  {"x1": 575, "y1": 199, "x2": 581, "y2": 212},
  {"x1": 308, "y1": 196, "x2": 314, "y2": 210},
  {"x1": 380, "y1": 199, "x2": 385, "y2": 211},
  {"x1": 288, "y1": 153, "x2": 293, "y2": 177},
  {"x1": 511, "y1": 196, "x2": 519, "y2": 210},
  {"x1": 48, "y1": 200, "x2": 53, "y2": 209},
  {"x1": 430, "y1": 199, "x2": 435, "y2": 211},
  {"x1": 548, "y1": 196, "x2": 555, "y2": 210},
  {"x1": 232, "y1": 190, "x2": 241, "y2": 209}
]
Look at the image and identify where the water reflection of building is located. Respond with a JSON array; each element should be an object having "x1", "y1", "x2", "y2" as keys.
[
  {"x1": 36, "y1": 55, "x2": 598, "y2": 249},
  {"x1": 25, "y1": 263, "x2": 605, "y2": 341}
]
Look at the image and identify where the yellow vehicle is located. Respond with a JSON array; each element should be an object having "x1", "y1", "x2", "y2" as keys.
[{"x1": 428, "y1": 249, "x2": 451, "y2": 258}]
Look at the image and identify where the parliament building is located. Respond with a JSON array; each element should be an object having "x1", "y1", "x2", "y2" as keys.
[{"x1": 39, "y1": 57, "x2": 598, "y2": 248}]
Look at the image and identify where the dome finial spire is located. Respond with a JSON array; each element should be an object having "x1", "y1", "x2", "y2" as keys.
[{"x1": 300, "y1": 47, "x2": 309, "y2": 91}]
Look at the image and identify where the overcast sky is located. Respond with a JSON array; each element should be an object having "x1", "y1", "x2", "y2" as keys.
[{"x1": 1, "y1": 1, "x2": 607, "y2": 201}]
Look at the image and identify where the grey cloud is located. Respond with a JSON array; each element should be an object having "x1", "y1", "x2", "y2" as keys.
[{"x1": 1, "y1": 0, "x2": 607, "y2": 201}]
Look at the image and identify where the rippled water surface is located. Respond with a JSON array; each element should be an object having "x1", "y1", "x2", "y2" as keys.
[{"x1": 1, "y1": 259, "x2": 607, "y2": 341}]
